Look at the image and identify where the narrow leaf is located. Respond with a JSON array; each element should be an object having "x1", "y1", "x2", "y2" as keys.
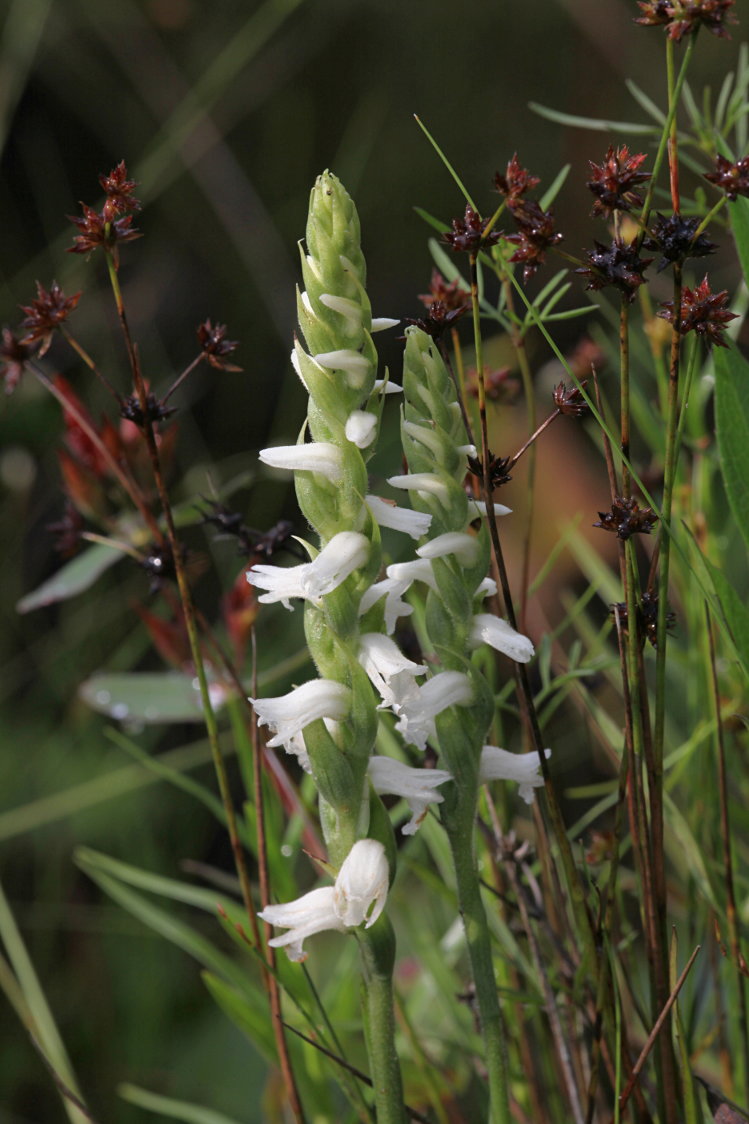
[
  {"x1": 118, "y1": 1083, "x2": 242, "y2": 1124},
  {"x1": 727, "y1": 196, "x2": 749, "y2": 291},
  {"x1": 713, "y1": 345, "x2": 749, "y2": 551},
  {"x1": 528, "y1": 101, "x2": 657, "y2": 134},
  {"x1": 16, "y1": 542, "x2": 124, "y2": 614},
  {"x1": 78, "y1": 671, "x2": 232, "y2": 724}
]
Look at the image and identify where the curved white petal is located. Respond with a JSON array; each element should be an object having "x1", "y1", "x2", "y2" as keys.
[
  {"x1": 479, "y1": 746, "x2": 551, "y2": 804},
  {"x1": 313, "y1": 349, "x2": 371, "y2": 388},
  {"x1": 259, "y1": 886, "x2": 343, "y2": 962},
  {"x1": 368, "y1": 756, "x2": 452, "y2": 835},
  {"x1": 333, "y1": 839, "x2": 389, "y2": 928},
  {"x1": 259, "y1": 442, "x2": 343, "y2": 482},
  {"x1": 417, "y1": 531, "x2": 480, "y2": 567},
  {"x1": 345, "y1": 410, "x2": 377, "y2": 448},
  {"x1": 365, "y1": 495, "x2": 432, "y2": 540},
  {"x1": 248, "y1": 531, "x2": 369, "y2": 609},
  {"x1": 359, "y1": 633, "x2": 426, "y2": 710},
  {"x1": 470, "y1": 613, "x2": 535, "y2": 663},
  {"x1": 467, "y1": 499, "x2": 513, "y2": 519},
  {"x1": 387, "y1": 472, "x2": 449, "y2": 501},
  {"x1": 395, "y1": 671, "x2": 473, "y2": 751},
  {"x1": 252, "y1": 679, "x2": 350, "y2": 748}
]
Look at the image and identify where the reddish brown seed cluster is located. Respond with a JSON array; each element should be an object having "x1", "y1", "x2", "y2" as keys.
[
  {"x1": 643, "y1": 213, "x2": 717, "y2": 271},
  {"x1": 577, "y1": 239, "x2": 651, "y2": 303},
  {"x1": 594, "y1": 496, "x2": 658, "y2": 540},
  {"x1": 443, "y1": 206, "x2": 502, "y2": 255},
  {"x1": 657, "y1": 276, "x2": 738, "y2": 346},
  {"x1": 704, "y1": 154, "x2": 749, "y2": 200},
  {"x1": 634, "y1": 0, "x2": 737, "y2": 41},
  {"x1": 586, "y1": 145, "x2": 651, "y2": 218},
  {"x1": 68, "y1": 160, "x2": 142, "y2": 265},
  {"x1": 495, "y1": 154, "x2": 563, "y2": 281}
]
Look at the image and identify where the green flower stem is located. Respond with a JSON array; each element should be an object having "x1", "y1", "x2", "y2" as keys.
[
  {"x1": 358, "y1": 919, "x2": 408, "y2": 1124},
  {"x1": 444, "y1": 796, "x2": 511, "y2": 1124}
]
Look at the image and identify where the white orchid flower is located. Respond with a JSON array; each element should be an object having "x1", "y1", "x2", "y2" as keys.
[
  {"x1": 252, "y1": 679, "x2": 350, "y2": 749},
  {"x1": 479, "y1": 746, "x2": 551, "y2": 804},
  {"x1": 247, "y1": 531, "x2": 369, "y2": 610},
  {"x1": 470, "y1": 613, "x2": 535, "y2": 663},
  {"x1": 358, "y1": 633, "x2": 427, "y2": 711},
  {"x1": 394, "y1": 671, "x2": 474, "y2": 751},
  {"x1": 365, "y1": 495, "x2": 432, "y2": 540},
  {"x1": 368, "y1": 756, "x2": 452, "y2": 835},
  {"x1": 259, "y1": 442, "x2": 343, "y2": 483}
]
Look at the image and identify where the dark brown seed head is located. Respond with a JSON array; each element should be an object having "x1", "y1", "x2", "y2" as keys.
[
  {"x1": 577, "y1": 239, "x2": 651, "y2": 303},
  {"x1": 642, "y1": 213, "x2": 717, "y2": 271},
  {"x1": 657, "y1": 275, "x2": 738, "y2": 346},
  {"x1": 443, "y1": 206, "x2": 502, "y2": 255},
  {"x1": 594, "y1": 496, "x2": 658, "y2": 539},
  {"x1": 704, "y1": 154, "x2": 749, "y2": 201},
  {"x1": 586, "y1": 144, "x2": 651, "y2": 218}
]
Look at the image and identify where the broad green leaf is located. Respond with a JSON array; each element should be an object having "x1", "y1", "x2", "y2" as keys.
[
  {"x1": 78, "y1": 671, "x2": 233, "y2": 724},
  {"x1": 728, "y1": 196, "x2": 749, "y2": 292},
  {"x1": 16, "y1": 542, "x2": 124, "y2": 614},
  {"x1": 118, "y1": 1083, "x2": 242, "y2": 1124},
  {"x1": 713, "y1": 345, "x2": 749, "y2": 551}
]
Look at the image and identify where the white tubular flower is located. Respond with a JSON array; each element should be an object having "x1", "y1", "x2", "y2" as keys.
[
  {"x1": 395, "y1": 671, "x2": 474, "y2": 751},
  {"x1": 313, "y1": 349, "x2": 371, "y2": 388},
  {"x1": 248, "y1": 531, "x2": 369, "y2": 609},
  {"x1": 371, "y1": 317, "x2": 400, "y2": 332},
  {"x1": 366, "y1": 495, "x2": 432, "y2": 540},
  {"x1": 358, "y1": 577, "x2": 414, "y2": 634},
  {"x1": 467, "y1": 498, "x2": 513, "y2": 518},
  {"x1": 333, "y1": 839, "x2": 389, "y2": 928},
  {"x1": 374, "y1": 378, "x2": 402, "y2": 395},
  {"x1": 387, "y1": 472, "x2": 450, "y2": 502},
  {"x1": 470, "y1": 613, "x2": 535, "y2": 664},
  {"x1": 258, "y1": 886, "x2": 344, "y2": 962},
  {"x1": 417, "y1": 531, "x2": 480, "y2": 567},
  {"x1": 252, "y1": 679, "x2": 350, "y2": 748},
  {"x1": 359, "y1": 633, "x2": 427, "y2": 710},
  {"x1": 345, "y1": 410, "x2": 377, "y2": 448},
  {"x1": 475, "y1": 577, "x2": 498, "y2": 600},
  {"x1": 283, "y1": 731, "x2": 312, "y2": 772},
  {"x1": 386, "y1": 558, "x2": 438, "y2": 591},
  {"x1": 368, "y1": 755, "x2": 452, "y2": 835},
  {"x1": 479, "y1": 746, "x2": 551, "y2": 804},
  {"x1": 318, "y1": 292, "x2": 362, "y2": 334},
  {"x1": 259, "y1": 442, "x2": 343, "y2": 482},
  {"x1": 458, "y1": 443, "x2": 477, "y2": 456}
]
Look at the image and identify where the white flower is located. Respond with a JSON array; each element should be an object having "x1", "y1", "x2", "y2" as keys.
[
  {"x1": 386, "y1": 472, "x2": 450, "y2": 503},
  {"x1": 282, "y1": 731, "x2": 312, "y2": 772},
  {"x1": 333, "y1": 839, "x2": 389, "y2": 928},
  {"x1": 259, "y1": 442, "x2": 343, "y2": 482},
  {"x1": 313, "y1": 349, "x2": 371, "y2": 388},
  {"x1": 475, "y1": 577, "x2": 498, "y2": 600},
  {"x1": 374, "y1": 378, "x2": 402, "y2": 395},
  {"x1": 258, "y1": 886, "x2": 344, "y2": 962},
  {"x1": 358, "y1": 576, "x2": 414, "y2": 634},
  {"x1": 368, "y1": 755, "x2": 452, "y2": 835},
  {"x1": 345, "y1": 410, "x2": 377, "y2": 448},
  {"x1": 252, "y1": 679, "x2": 350, "y2": 748},
  {"x1": 417, "y1": 531, "x2": 480, "y2": 567},
  {"x1": 470, "y1": 613, "x2": 535, "y2": 663},
  {"x1": 395, "y1": 670, "x2": 474, "y2": 751},
  {"x1": 248, "y1": 531, "x2": 369, "y2": 609},
  {"x1": 365, "y1": 495, "x2": 432, "y2": 540},
  {"x1": 371, "y1": 317, "x2": 400, "y2": 332},
  {"x1": 479, "y1": 746, "x2": 551, "y2": 804},
  {"x1": 359, "y1": 633, "x2": 426, "y2": 710},
  {"x1": 386, "y1": 558, "x2": 438, "y2": 591},
  {"x1": 467, "y1": 499, "x2": 513, "y2": 518},
  {"x1": 318, "y1": 292, "x2": 362, "y2": 334}
]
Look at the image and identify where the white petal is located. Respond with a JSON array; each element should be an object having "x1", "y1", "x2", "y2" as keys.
[
  {"x1": 359, "y1": 633, "x2": 426, "y2": 710},
  {"x1": 458, "y1": 444, "x2": 477, "y2": 456},
  {"x1": 417, "y1": 531, "x2": 480, "y2": 567},
  {"x1": 319, "y1": 293, "x2": 362, "y2": 333},
  {"x1": 395, "y1": 671, "x2": 473, "y2": 751},
  {"x1": 386, "y1": 558, "x2": 438, "y2": 591},
  {"x1": 252, "y1": 679, "x2": 350, "y2": 748},
  {"x1": 387, "y1": 472, "x2": 449, "y2": 502},
  {"x1": 368, "y1": 756, "x2": 452, "y2": 834},
  {"x1": 475, "y1": 577, "x2": 498, "y2": 600},
  {"x1": 259, "y1": 886, "x2": 343, "y2": 962},
  {"x1": 290, "y1": 346, "x2": 308, "y2": 391},
  {"x1": 366, "y1": 494, "x2": 432, "y2": 539},
  {"x1": 467, "y1": 499, "x2": 513, "y2": 518},
  {"x1": 259, "y1": 442, "x2": 343, "y2": 482},
  {"x1": 333, "y1": 839, "x2": 389, "y2": 928},
  {"x1": 470, "y1": 614, "x2": 534, "y2": 663},
  {"x1": 248, "y1": 531, "x2": 369, "y2": 609},
  {"x1": 371, "y1": 317, "x2": 400, "y2": 332},
  {"x1": 313, "y1": 349, "x2": 371, "y2": 388},
  {"x1": 345, "y1": 410, "x2": 377, "y2": 448},
  {"x1": 374, "y1": 378, "x2": 402, "y2": 395},
  {"x1": 479, "y1": 746, "x2": 551, "y2": 804},
  {"x1": 358, "y1": 577, "x2": 414, "y2": 634}
]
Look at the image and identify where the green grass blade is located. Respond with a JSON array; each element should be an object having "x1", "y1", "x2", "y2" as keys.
[
  {"x1": 528, "y1": 101, "x2": 657, "y2": 134},
  {"x1": 713, "y1": 344, "x2": 749, "y2": 551},
  {"x1": 118, "y1": 1083, "x2": 242, "y2": 1124}
]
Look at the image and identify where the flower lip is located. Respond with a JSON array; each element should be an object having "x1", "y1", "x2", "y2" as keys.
[
  {"x1": 417, "y1": 531, "x2": 480, "y2": 567},
  {"x1": 479, "y1": 746, "x2": 551, "y2": 804},
  {"x1": 259, "y1": 441, "x2": 343, "y2": 482},
  {"x1": 394, "y1": 670, "x2": 474, "y2": 751},
  {"x1": 345, "y1": 410, "x2": 377, "y2": 448},
  {"x1": 359, "y1": 633, "x2": 427, "y2": 711},
  {"x1": 258, "y1": 886, "x2": 343, "y2": 962},
  {"x1": 368, "y1": 755, "x2": 452, "y2": 835},
  {"x1": 365, "y1": 494, "x2": 432, "y2": 540}
]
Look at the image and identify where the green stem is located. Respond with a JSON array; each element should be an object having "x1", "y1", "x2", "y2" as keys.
[
  {"x1": 358, "y1": 919, "x2": 408, "y2": 1124},
  {"x1": 445, "y1": 805, "x2": 511, "y2": 1124}
]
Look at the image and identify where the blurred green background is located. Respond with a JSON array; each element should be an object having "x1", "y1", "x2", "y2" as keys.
[{"x1": 0, "y1": 0, "x2": 742, "y2": 1119}]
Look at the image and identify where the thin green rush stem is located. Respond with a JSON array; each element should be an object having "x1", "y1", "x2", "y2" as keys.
[
  {"x1": 358, "y1": 921, "x2": 408, "y2": 1124},
  {"x1": 103, "y1": 252, "x2": 306, "y2": 1124},
  {"x1": 619, "y1": 303, "x2": 631, "y2": 499}
]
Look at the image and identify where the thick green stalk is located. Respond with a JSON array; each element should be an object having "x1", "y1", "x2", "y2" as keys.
[{"x1": 358, "y1": 919, "x2": 408, "y2": 1124}]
